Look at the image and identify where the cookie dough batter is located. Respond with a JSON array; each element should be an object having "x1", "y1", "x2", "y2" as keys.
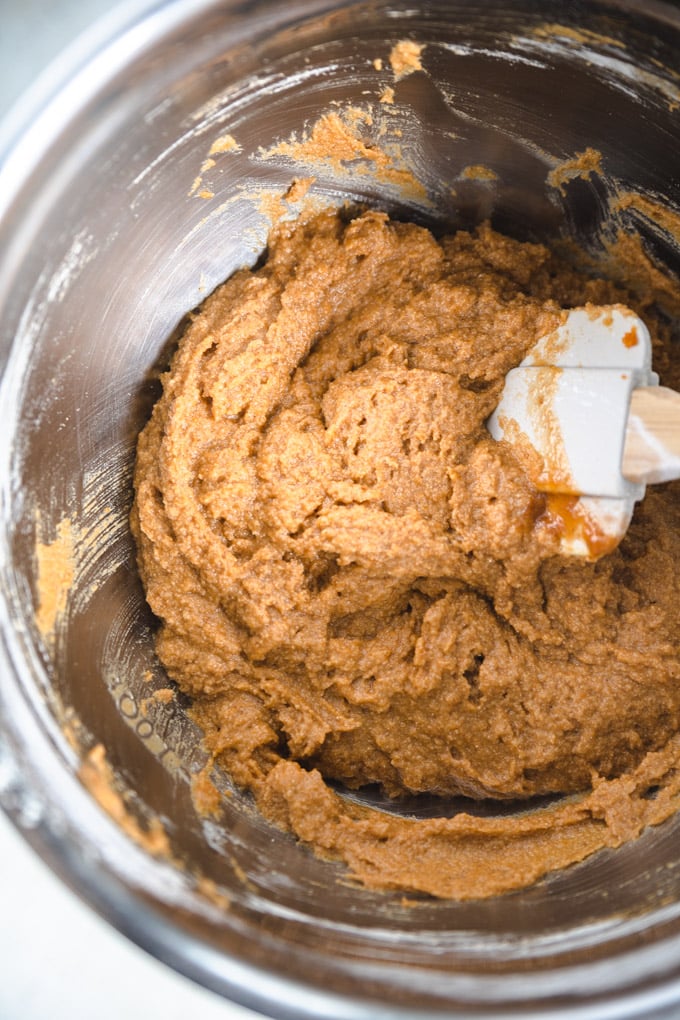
[{"x1": 131, "y1": 208, "x2": 680, "y2": 898}]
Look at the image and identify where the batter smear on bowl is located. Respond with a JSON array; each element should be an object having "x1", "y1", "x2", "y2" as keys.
[{"x1": 131, "y1": 208, "x2": 680, "y2": 899}]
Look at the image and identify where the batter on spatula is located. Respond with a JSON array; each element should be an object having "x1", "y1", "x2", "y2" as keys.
[{"x1": 132, "y1": 207, "x2": 680, "y2": 899}]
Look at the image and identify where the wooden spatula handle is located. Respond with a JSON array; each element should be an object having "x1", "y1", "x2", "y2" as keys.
[{"x1": 623, "y1": 386, "x2": 680, "y2": 485}]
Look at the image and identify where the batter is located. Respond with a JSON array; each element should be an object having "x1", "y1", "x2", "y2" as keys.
[{"x1": 131, "y1": 208, "x2": 680, "y2": 898}]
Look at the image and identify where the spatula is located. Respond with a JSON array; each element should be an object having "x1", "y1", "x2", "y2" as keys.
[{"x1": 487, "y1": 305, "x2": 680, "y2": 559}]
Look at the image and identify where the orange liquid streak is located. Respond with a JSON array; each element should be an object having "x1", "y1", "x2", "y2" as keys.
[{"x1": 538, "y1": 494, "x2": 620, "y2": 560}]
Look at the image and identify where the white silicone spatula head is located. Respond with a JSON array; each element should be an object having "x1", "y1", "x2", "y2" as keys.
[{"x1": 487, "y1": 305, "x2": 672, "y2": 559}]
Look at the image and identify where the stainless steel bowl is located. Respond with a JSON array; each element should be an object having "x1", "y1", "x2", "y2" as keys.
[{"x1": 2, "y1": 1, "x2": 680, "y2": 1016}]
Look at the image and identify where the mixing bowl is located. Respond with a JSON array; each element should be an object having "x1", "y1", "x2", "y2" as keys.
[{"x1": 2, "y1": 0, "x2": 680, "y2": 1016}]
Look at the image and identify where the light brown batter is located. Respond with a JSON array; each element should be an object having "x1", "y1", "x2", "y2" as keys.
[{"x1": 131, "y1": 207, "x2": 680, "y2": 899}]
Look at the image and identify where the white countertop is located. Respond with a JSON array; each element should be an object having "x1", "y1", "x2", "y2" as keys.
[{"x1": 0, "y1": 3, "x2": 260, "y2": 1018}]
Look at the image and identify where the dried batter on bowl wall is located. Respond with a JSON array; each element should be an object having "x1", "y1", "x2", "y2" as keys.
[{"x1": 131, "y1": 197, "x2": 680, "y2": 900}]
